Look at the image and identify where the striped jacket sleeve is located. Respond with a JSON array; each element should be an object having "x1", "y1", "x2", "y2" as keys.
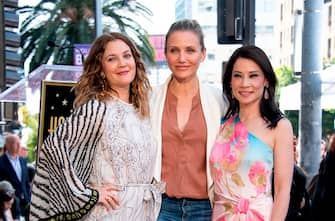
[{"x1": 29, "y1": 99, "x2": 106, "y2": 221}]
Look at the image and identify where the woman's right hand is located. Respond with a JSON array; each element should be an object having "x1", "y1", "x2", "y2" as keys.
[{"x1": 96, "y1": 185, "x2": 121, "y2": 211}]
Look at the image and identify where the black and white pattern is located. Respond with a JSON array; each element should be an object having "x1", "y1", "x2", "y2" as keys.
[{"x1": 29, "y1": 99, "x2": 106, "y2": 221}]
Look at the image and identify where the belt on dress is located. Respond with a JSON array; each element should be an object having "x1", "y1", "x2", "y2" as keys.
[
  {"x1": 118, "y1": 182, "x2": 165, "y2": 220},
  {"x1": 213, "y1": 191, "x2": 271, "y2": 221}
]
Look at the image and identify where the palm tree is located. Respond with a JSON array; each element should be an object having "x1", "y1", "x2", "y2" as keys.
[{"x1": 19, "y1": 0, "x2": 154, "y2": 72}]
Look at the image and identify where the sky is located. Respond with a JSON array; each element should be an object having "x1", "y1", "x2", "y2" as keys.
[
  {"x1": 138, "y1": 0, "x2": 176, "y2": 34},
  {"x1": 18, "y1": 0, "x2": 177, "y2": 35}
]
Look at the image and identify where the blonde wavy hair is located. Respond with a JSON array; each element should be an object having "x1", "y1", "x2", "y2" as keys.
[{"x1": 73, "y1": 32, "x2": 151, "y2": 118}]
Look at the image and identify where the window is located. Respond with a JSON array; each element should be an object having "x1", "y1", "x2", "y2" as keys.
[
  {"x1": 264, "y1": 0, "x2": 272, "y2": 11},
  {"x1": 280, "y1": 4, "x2": 283, "y2": 21},
  {"x1": 198, "y1": 0, "x2": 213, "y2": 12},
  {"x1": 328, "y1": 6, "x2": 332, "y2": 26},
  {"x1": 328, "y1": 38, "x2": 331, "y2": 58},
  {"x1": 280, "y1": 32, "x2": 283, "y2": 48}
]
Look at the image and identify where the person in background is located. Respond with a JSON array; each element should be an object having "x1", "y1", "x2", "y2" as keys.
[
  {"x1": 29, "y1": 32, "x2": 161, "y2": 221},
  {"x1": 18, "y1": 145, "x2": 35, "y2": 197},
  {"x1": 150, "y1": 19, "x2": 226, "y2": 221},
  {"x1": 320, "y1": 139, "x2": 327, "y2": 160},
  {"x1": 282, "y1": 135, "x2": 311, "y2": 221},
  {"x1": 293, "y1": 135, "x2": 299, "y2": 163},
  {"x1": 18, "y1": 146, "x2": 28, "y2": 160},
  {"x1": 307, "y1": 137, "x2": 329, "y2": 201},
  {"x1": 0, "y1": 180, "x2": 16, "y2": 221},
  {"x1": 310, "y1": 131, "x2": 335, "y2": 221},
  {"x1": 0, "y1": 134, "x2": 31, "y2": 220},
  {"x1": 210, "y1": 45, "x2": 293, "y2": 221}
]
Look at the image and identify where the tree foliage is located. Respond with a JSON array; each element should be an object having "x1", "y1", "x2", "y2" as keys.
[
  {"x1": 274, "y1": 65, "x2": 298, "y2": 102},
  {"x1": 275, "y1": 66, "x2": 298, "y2": 87},
  {"x1": 323, "y1": 57, "x2": 335, "y2": 69},
  {"x1": 19, "y1": 105, "x2": 38, "y2": 163},
  {"x1": 275, "y1": 66, "x2": 335, "y2": 138},
  {"x1": 19, "y1": 0, "x2": 155, "y2": 72}
]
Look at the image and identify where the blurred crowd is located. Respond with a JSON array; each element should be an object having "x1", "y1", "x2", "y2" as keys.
[{"x1": 0, "y1": 133, "x2": 34, "y2": 221}]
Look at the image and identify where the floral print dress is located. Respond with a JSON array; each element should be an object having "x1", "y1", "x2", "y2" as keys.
[{"x1": 210, "y1": 115, "x2": 273, "y2": 221}]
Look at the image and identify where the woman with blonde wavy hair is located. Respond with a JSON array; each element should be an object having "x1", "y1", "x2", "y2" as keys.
[{"x1": 30, "y1": 32, "x2": 161, "y2": 221}]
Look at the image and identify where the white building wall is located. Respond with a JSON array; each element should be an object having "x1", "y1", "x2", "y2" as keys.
[
  {"x1": 255, "y1": 0, "x2": 279, "y2": 68},
  {"x1": 276, "y1": 0, "x2": 335, "y2": 68},
  {"x1": 323, "y1": 0, "x2": 335, "y2": 63}
]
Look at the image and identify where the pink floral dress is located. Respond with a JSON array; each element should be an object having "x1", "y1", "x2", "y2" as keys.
[{"x1": 210, "y1": 115, "x2": 273, "y2": 221}]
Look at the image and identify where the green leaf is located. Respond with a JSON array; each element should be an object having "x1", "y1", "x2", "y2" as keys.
[{"x1": 19, "y1": 0, "x2": 154, "y2": 72}]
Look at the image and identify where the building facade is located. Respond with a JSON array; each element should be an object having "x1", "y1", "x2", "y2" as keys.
[
  {"x1": 174, "y1": 0, "x2": 335, "y2": 79},
  {"x1": 323, "y1": 0, "x2": 335, "y2": 63},
  {"x1": 277, "y1": 0, "x2": 335, "y2": 69},
  {"x1": 0, "y1": 0, "x2": 22, "y2": 133}
]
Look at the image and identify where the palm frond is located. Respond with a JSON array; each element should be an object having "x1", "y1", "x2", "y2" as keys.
[{"x1": 19, "y1": 0, "x2": 154, "y2": 72}]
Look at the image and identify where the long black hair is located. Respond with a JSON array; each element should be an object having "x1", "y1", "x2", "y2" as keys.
[{"x1": 222, "y1": 45, "x2": 283, "y2": 128}]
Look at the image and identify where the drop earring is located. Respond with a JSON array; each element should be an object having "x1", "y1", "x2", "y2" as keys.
[{"x1": 100, "y1": 73, "x2": 106, "y2": 97}]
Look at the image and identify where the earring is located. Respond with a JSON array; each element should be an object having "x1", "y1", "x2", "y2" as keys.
[
  {"x1": 101, "y1": 80, "x2": 105, "y2": 91},
  {"x1": 100, "y1": 74, "x2": 106, "y2": 97},
  {"x1": 264, "y1": 87, "x2": 269, "y2": 100}
]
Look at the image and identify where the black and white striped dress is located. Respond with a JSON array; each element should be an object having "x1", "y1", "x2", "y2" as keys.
[{"x1": 29, "y1": 99, "x2": 105, "y2": 220}]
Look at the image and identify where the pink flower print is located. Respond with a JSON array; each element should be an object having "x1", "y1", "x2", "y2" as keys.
[
  {"x1": 211, "y1": 115, "x2": 249, "y2": 174},
  {"x1": 210, "y1": 161, "x2": 223, "y2": 182},
  {"x1": 234, "y1": 140, "x2": 246, "y2": 151},
  {"x1": 234, "y1": 122, "x2": 248, "y2": 139},
  {"x1": 234, "y1": 198, "x2": 250, "y2": 214},
  {"x1": 216, "y1": 125, "x2": 234, "y2": 144},
  {"x1": 222, "y1": 148, "x2": 244, "y2": 173},
  {"x1": 217, "y1": 217, "x2": 226, "y2": 221},
  {"x1": 210, "y1": 142, "x2": 230, "y2": 162},
  {"x1": 248, "y1": 162, "x2": 269, "y2": 195},
  {"x1": 234, "y1": 122, "x2": 248, "y2": 150},
  {"x1": 225, "y1": 149, "x2": 237, "y2": 164},
  {"x1": 216, "y1": 116, "x2": 236, "y2": 144}
]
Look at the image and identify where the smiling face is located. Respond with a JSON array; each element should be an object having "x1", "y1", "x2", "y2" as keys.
[
  {"x1": 165, "y1": 31, "x2": 205, "y2": 82},
  {"x1": 101, "y1": 39, "x2": 136, "y2": 93},
  {"x1": 231, "y1": 57, "x2": 268, "y2": 108}
]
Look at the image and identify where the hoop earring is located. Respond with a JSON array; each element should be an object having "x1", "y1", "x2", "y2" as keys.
[{"x1": 264, "y1": 87, "x2": 269, "y2": 100}]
